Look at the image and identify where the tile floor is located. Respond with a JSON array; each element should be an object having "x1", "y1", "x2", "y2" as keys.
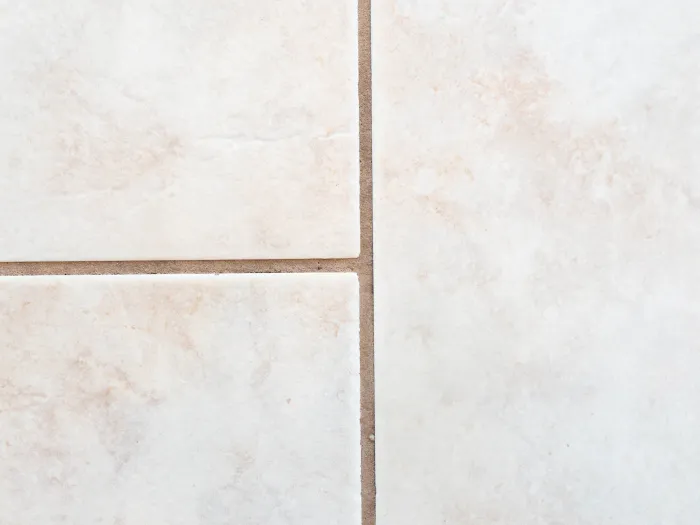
[
  {"x1": 2, "y1": 0, "x2": 700, "y2": 524},
  {"x1": 0, "y1": 1, "x2": 371, "y2": 524},
  {"x1": 0, "y1": 274, "x2": 360, "y2": 524},
  {"x1": 0, "y1": 0, "x2": 359, "y2": 260},
  {"x1": 374, "y1": 0, "x2": 700, "y2": 524}
]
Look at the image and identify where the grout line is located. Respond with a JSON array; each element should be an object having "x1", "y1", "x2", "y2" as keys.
[
  {"x1": 357, "y1": 0, "x2": 376, "y2": 522},
  {"x1": 0, "y1": 258, "x2": 358, "y2": 276}
]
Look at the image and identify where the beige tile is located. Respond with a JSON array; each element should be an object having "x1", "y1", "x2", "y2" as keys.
[
  {"x1": 0, "y1": 1, "x2": 358, "y2": 261},
  {"x1": 374, "y1": 1, "x2": 700, "y2": 523},
  {"x1": 0, "y1": 273, "x2": 360, "y2": 524}
]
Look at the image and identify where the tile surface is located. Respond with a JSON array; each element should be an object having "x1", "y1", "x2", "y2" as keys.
[
  {"x1": 0, "y1": 273, "x2": 360, "y2": 524},
  {"x1": 0, "y1": 1, "x2": 359, "y2": 261},
  {"x1": 374, "y1": 1, "x2": 700, "y2": 523}
]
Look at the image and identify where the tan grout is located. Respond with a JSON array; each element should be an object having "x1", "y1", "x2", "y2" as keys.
[
  {"x1": 357, "y1": 0, "x2": 376, "y2": 522},
  {"x1": 0, "y1": 258, "x2": 358, "y2": 276},
  {"x1": 0, "y1": 1, "x2": 375, "y2": 522}
]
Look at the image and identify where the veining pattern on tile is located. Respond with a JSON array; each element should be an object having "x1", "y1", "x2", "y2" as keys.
[
  {"x1": 374, "y1": 0, "x2": 700, "y2": 523},
  {"x1": 0, "y1": 0, "x2": 359, "y2": 261},
  {"x1": 0, "y1": 273, "x2": 360, "y2": 524}
]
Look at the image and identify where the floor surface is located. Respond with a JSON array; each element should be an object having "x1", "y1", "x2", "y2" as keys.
[{"x1": 0, "y1": 0, "x2": 375, "y2": 522}]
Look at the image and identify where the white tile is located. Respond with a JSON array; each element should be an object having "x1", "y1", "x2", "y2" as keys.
[
  {"x1": 374, "y1": 1, "x2": 700, "y2": 523},
  {"x1": 0, "y1": 273, "x2": 360, "y2": 524},
  {"x1": 0, "y1": 1, "x2": 358, "y2": 261}
]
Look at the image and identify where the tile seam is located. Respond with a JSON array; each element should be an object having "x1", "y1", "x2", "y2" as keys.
[
  {"x1": 0, "y1": 259, "x2": 360, "y2": 276},
  {"x1": 357, "y1": 0, "x2": 375, "y2": 523}
]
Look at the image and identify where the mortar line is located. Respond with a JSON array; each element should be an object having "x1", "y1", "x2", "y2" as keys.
[
  {"x1": 357, "y1": 0, "x2": 375, "y2": 522},
  {"x1": 0, "y1": 258, "x2": 359, "y2": 276}
]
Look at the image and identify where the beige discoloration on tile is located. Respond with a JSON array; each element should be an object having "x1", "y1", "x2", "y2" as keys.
[
  {"x1": 374, "y1": 0, "x2": 700, "y2": 523},
  {"x1": 0, "y1": 273, "x2": 360, "y2": 525},
  {"x1": 0, "y1": 0, "x2": 359, "y2": 261}
]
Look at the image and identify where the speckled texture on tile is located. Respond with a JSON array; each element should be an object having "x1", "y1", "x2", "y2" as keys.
[
  {"x1": 0, "y1": 0, "x2": 359, "y2": 261},
  {"x1": 0, "y1": 273, "x2": 360, "y2": 524},
  {"x1": 374, "y1": 1, "x2": 700, "y2": 523}
]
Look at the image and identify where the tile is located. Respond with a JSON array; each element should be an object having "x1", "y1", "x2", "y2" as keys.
[
  {"x1": 0, "y1": 1, "x2": 359, "y2": 261},
  {"x1": 0, "y1": 273, "x2": 360, "y2": 524},
  {"x1": 374, "y1": 1, "x2": 700, "y2": 523}
]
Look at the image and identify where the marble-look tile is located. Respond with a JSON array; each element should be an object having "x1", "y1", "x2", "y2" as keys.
[
  {"x1": 374, "y1": 1, "x2": 700, "y2": 523},
  {"x1": 0, "y1": 1, "x2": 358, "y2": 261},
  {"x1": 0, "y1": 273, "x2": 360, "y2": 524}
]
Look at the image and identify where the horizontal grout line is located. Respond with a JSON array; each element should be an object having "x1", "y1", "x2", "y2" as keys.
[{"x1": 0, "y1": 258, "x2": 360, "y2": 276}]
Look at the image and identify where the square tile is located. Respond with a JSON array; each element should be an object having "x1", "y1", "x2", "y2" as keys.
[
  {"x1": 0, "y1": 273, "x2": 360, "y2": 524},
  {"x1": 374, "y1": 0, "x2": 700, "y2": 523},
  {"x1": 0, "y1": 1, "x2": 359, "y2": 261}
]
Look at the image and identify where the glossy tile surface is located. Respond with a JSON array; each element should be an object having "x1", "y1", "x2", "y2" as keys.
[
  {"x1": 374, "y1": 1, "x2": 700, "y2": 523},
  {"x1": 0, "y1": 274, "x2": 360, "y2": 524},
  {"x1": 0, "y1": 1, "x2": 359, "y2": 261}
]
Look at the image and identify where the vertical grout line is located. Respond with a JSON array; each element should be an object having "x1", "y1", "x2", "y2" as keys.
[{"x1": 357, "y1": 0, "x2": 375, "y2": 523}]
